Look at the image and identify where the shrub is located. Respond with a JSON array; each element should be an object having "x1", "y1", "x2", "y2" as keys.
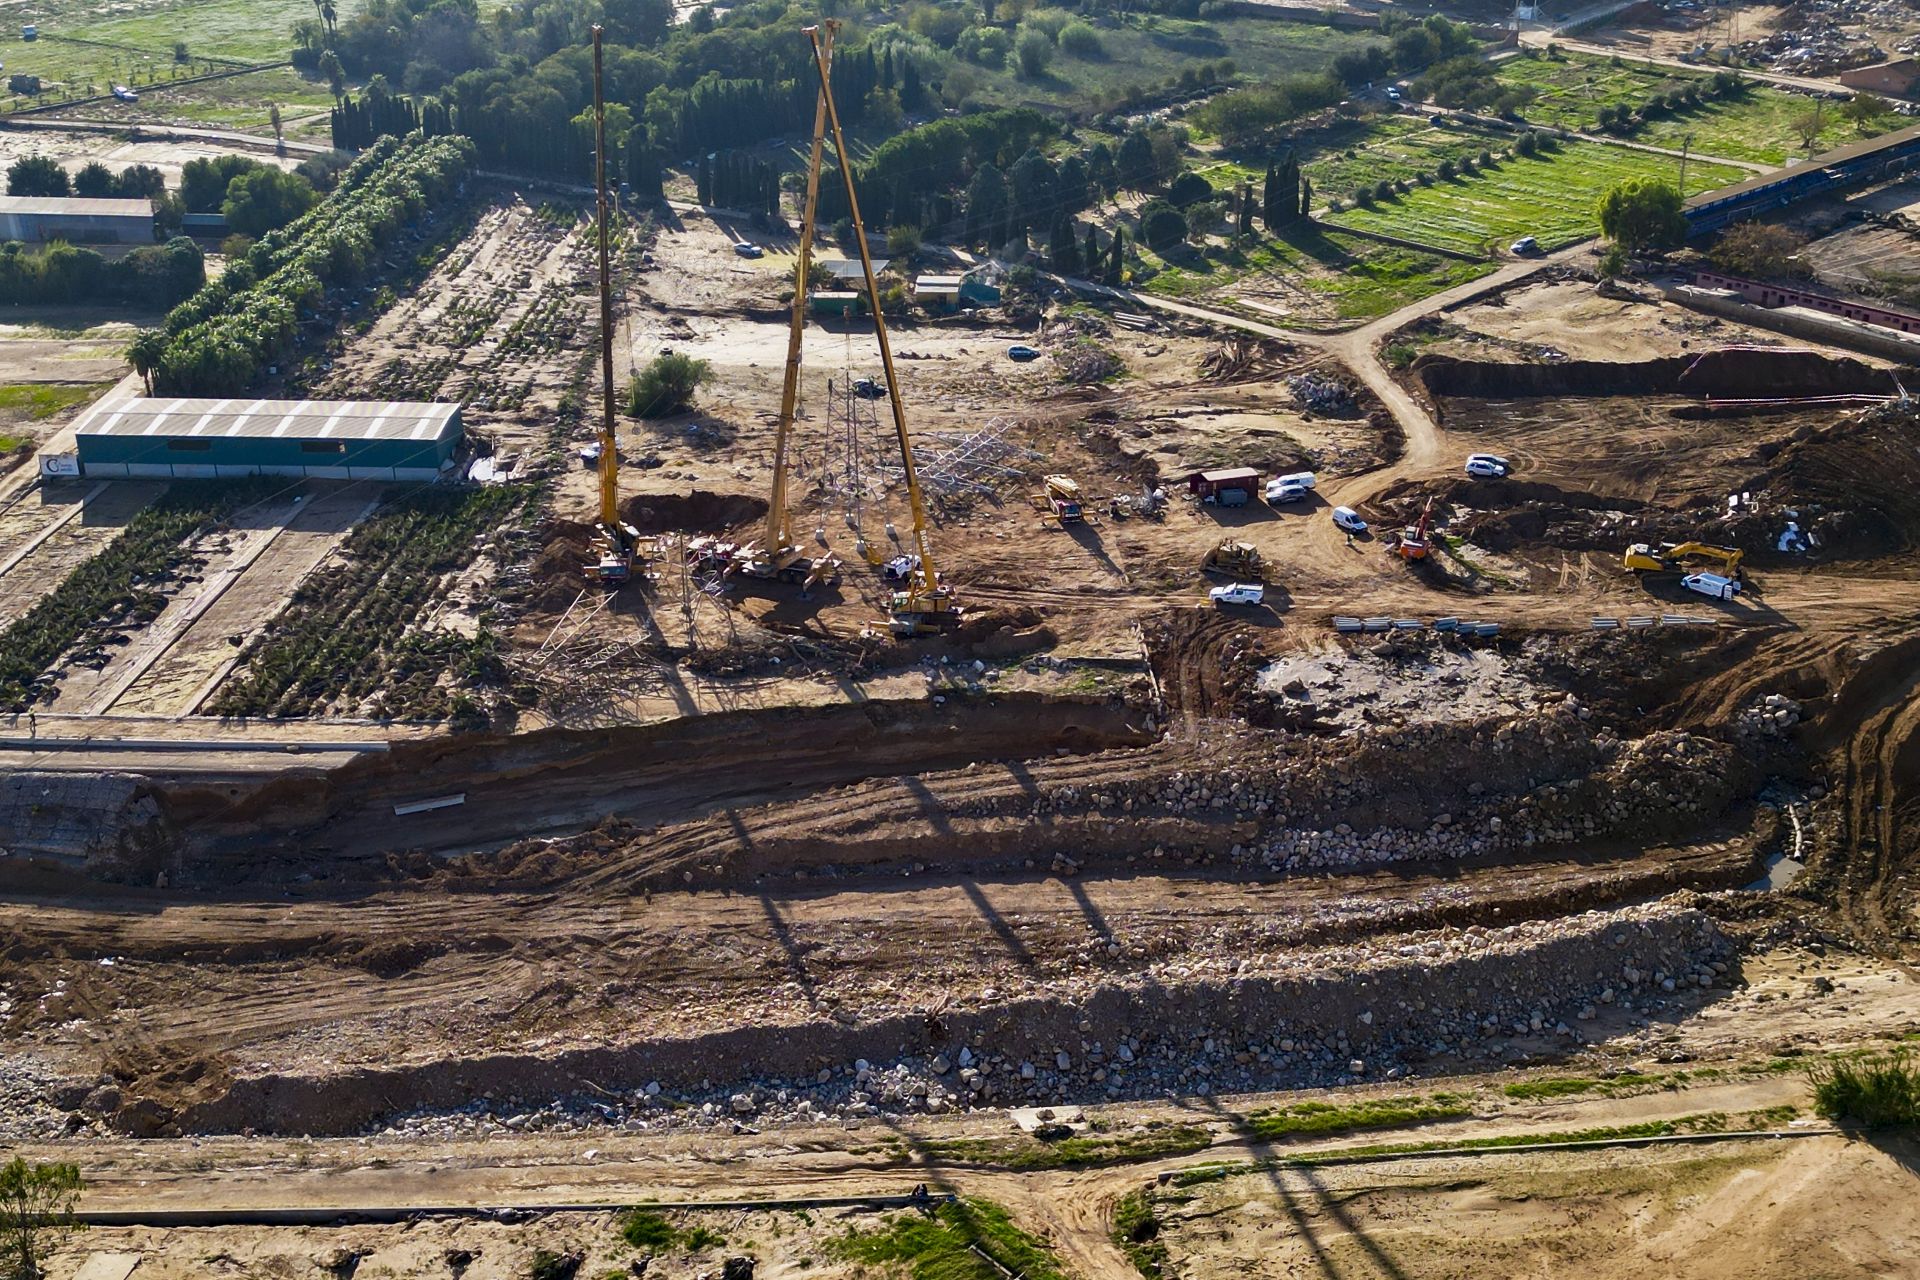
[
  {"x1": 1059, "y1": 21, "x2": 1104, "y2": 59},
  {"x1": 619, "y1": 1211, "x2": 676, "y2": 1249},
  {"x1": 1373, "y1": 179, "x2": 1394, "y2": 201},
  {"x1": 1516, "y1": 130, "x2": 1539, "y2": 157},
  {"x1": 1354, "y1": 187, "x2": 1374, "y2": 208},
  {"x1": 0, "y1": 1159, "x2": 82, "y2": 1280},
  {"x1": 1437, "y1": 158, "x2": 1456, "y2": 180},
  {"x1": 1015, "y1": 27, "x2": 1054, "y2": 79},
  {"x1": 1807, "y1": 1052, "x2": 1918, "y2": 1128},
  {"x1": 1478, "y1": 148, "x2": 1494, "y2": 166},
  {"x1": 627, "y1": 352, "x2": 712, "y2": 418}
]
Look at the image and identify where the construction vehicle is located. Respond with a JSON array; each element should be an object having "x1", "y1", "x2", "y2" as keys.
[
  {"x1": 804, "y1": 21, "x2": 958, "y2": 636},
  {"x1": 1034, "y1": 474, "x2": 1098, "y2": 528},
  {"x1": 1394, "y1": 498, "x2": 1435, "y2": 561},
  {"x1": 1622, "y1": 541, "x2": 1743, "y2": 577},
  {"x1": 1202, "y1": 537, "x2": 1267, "y2": 580},
  {"x1": 729, "y1": 23, "x2": 841, "y2": 595},
  {"x1": 586, "y1": 26, "x2": 639, "y2": 588}
]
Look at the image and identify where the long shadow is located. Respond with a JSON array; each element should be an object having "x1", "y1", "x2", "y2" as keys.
[
  {"x1": 757, "y1": 891, "x2": 822, "y2": 1011},
  {"x1": 1067, "y1": 521, "x2": 1124, "y2": 577},
  {"x1": 957, "y1": 877, "x2": 1040, "y2": 974},
  {"x1": 900, "y1": 776, "x2": 954, "y2": 836}
]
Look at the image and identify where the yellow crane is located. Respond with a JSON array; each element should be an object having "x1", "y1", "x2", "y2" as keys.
[
  {"x1": 802, "y1": 21, "x2": 958, "y2": 635},
  {"x1": 588, "y1": 24, "x2": 638, "y2": 587}
]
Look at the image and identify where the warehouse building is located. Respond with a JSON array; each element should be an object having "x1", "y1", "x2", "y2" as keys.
[
  {"x1": 67, "y1": 398, "x2": 463, "y2": 481},
  {"x1": 0, "y1": 196, "x2": 155, "y2": 244}
]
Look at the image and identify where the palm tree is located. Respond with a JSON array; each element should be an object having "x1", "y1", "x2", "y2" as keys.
[
  {"x1": 127, "y1": 328, "x2": 166, "y2": 396},
  {"x1": 318, "y1": 50, "x2": 345, "y2": 104},
  {"x1": 317, "y1": 0, "x2": 337, "y2": 37}
]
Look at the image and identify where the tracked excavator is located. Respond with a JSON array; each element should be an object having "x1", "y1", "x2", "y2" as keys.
[{"x1": 1622, "y1": 541, "x2": 1744, "y2": 577}]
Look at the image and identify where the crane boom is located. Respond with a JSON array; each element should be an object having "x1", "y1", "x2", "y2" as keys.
[
  {"x1": 763, "y1": 24, "x2": 835, "y2": 556},
  {"x1": 803, "y1": 23, "x2": 943, "y2": 611},
  {"x1": 592, "y1": 24, "x2": 618, "y2": 535}
]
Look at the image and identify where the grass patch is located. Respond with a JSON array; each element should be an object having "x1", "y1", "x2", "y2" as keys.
[
  {"x1": 898, "y1": 1122, "x2": 1212, "y2": 1172},
  {"x1": 1140, "y1": 222, "x2": 1493, "y2": 326},
  {"x1": 1112, "y1": 1189, "x2": 1169, "y2": 1280},
  {"x1": 1502, "y1": 1073, "x2": 1661, "y2": 1101},
  {"x1": 0, "y1": 434, "x2": 26, "y2": 452},
  {"x1": 616, "y1": 1211, "x2": 728, "y2": 1253},
  {"x1": 829, "y1": 1198, "x2": 1067, "y2": 1280},
  {"x1": 1243, "y1": 1093, "x2": 1472, "y2": 1140},
  {"x1": 1325, "y1": 140, "x2": 1743, "y2": 256},
  {"x1": 1808, "y1": 1051, "x2": 1919, "y2": 1129},
  {"x1": 0, "y1": 383, "x2": 109, "y2": 421}
]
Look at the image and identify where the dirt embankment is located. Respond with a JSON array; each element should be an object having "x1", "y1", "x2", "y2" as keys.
[
  {"x1": 169, "y1": 905, "x2": 1733, "y2": 1137},
  {"x1": 1411, "y1": 349, "x2": 1912, "y2": 404},
  {"x1": 90, "y1": 694, "x2": 1156, "y2": 884}
]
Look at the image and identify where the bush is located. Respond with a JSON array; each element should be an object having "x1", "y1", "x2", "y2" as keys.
[
  {"x1": 885, "y1": 223, "x2": 922, "y2": 258},
  {"x1": 1167, "y1": 171, "x2": 1213, "y2": 208},
  {"x1": 1516, "y1": 130, "x2": 1539, "y2": 157},
  {"x1": 6, "y1": 154, "x2": 68, "y2": 197},
  {"x1": 627, "y1": 352, "x2": 712, "y2": 418},
  {"x1": 1139, "y1": 201, "x2": 1188, "y2": 252},
  {"x1": 1015, "y1": 27, "x2": 1054, "y2": 79},
  {"x1": 1709, "y1": 222, "x2": 1811, "y2": 278},
  {"x1": 1808, "y1": 1052, "x2": 1918, "y2": 1128},
  {"x1": 1372, "y1": 179, "x2": 1394, "y2": 202},
  {"x1": 1059, "y1": 21, "x2": 1104, "y2": 59},
  {"x1": 222, "y1": 167, "x2": 319, "y2": 237},
  {"x1": 1437, "y1": 158, "x2": 1456, "y2": 180}
]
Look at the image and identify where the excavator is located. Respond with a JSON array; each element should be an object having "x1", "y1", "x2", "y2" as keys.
[
  {"x1": 586, "y1": 26, "x2": 639, "y2": 588},
  {"x1": 1393, "y1": 498, "x2": 1435, "y2": 562},
  {"x1": 1622, "y1": 540, "x2": 1744, "y2": 577},
  {"x1": 804, "y1": 21, "x2": 958, "y2": 636}
]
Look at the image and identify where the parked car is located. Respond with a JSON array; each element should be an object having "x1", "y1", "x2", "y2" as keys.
[
  {"x1": 1386, "y1": 86, "x2": 1403, "y2": 101},
  {"x1": 1272, "y1": 470, "x2": 1317, "y2": 491},
  {"x1": 1464, "y1": 453, "x2": 1511, "y2": 478},
  {"x1": 1007, "y1": 344, "x2": 1041, "y2": 362},
  {"x1": 733, "y1": 241, "x2": 764, "y2": 258},
  {"x1": 1332, "y1": 506, "x2": 1368, "y2": 534},
  {"x1": 1265, "y1": 480, "x2": 1309, "y2": 504},
  {"x1": 1429, "y1": 113, "x2": 1447, "y2": 125},
  {"x1": 1209, "y1": 582, "x2": 1265, "y2": 607},
  {"x1": 1683, "y1": 571, "x2": 1742, "y2": 601},
  {"x1": 852, "y1": 376, "x2": 887, "y2": 400},
  {"x1": 1510, "y1": 235, "x2": 1540, "y2": 256}
]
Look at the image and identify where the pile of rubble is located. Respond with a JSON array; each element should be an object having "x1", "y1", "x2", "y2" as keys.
[
  {"x1": 156, "y1": 904, "x2": 1734, "y2": 1139},
  {"x1": 1734, "y1": 693, "x2": 1805, "y2": 743},
  {"x1": 1286, "y1": 371, "x2": 1356, "y2": 414},
  {"x1": 1055, "y1": 338, "x2": 1124, "y2": 385},
  {"x1": 1734, "y1": 0, "x2": 1887, "y2": 75}
]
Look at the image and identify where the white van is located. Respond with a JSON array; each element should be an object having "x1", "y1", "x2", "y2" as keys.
[
  {"x1": 1332, "y1": 506, "x2": 1368, "y2": 534},
  {"x1": 1273, "y1": 470, "x2": 1317, "y2": 490},
  {"x1": 1683, "y1": 571, "x2": 1742, "y2": 600}
]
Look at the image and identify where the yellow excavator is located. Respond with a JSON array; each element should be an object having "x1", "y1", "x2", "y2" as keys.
[
  {"x1": 1622, "y1": 541, "x2": 1744, "y2": 577},
  {"x1": 803, "y1": 21, "x2": 958, "y2": 636},
  {"x1": 587, "y1": 26, "x2": 639, "y2": 588}
]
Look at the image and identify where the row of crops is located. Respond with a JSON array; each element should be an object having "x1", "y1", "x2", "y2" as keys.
[
  {"x1": 208, "y1": 485, "x2": 535, "y2": 722},
  {"x1": 153, "y1": 132, "x2": 477, "y2": 397},
  {"x1": 0, "y1": 479, "x2": 276, "y2": 711}
]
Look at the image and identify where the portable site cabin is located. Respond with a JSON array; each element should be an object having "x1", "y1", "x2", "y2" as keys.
[
  {"x1": 1188, "y1": 467, "x2": 1261, "y2": 500},
  {"x1": 60, "y1": 397, "x2": 463, "y2": 481}
]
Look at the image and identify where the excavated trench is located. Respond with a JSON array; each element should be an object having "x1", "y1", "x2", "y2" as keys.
[{"x1": 1411, "y1": 349, "x2": 1912, "y2": 403}]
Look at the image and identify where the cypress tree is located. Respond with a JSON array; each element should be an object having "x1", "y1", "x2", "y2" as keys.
[
  {"x1": 1261, "y1": 160, "x2": 1281, "y2": 231},
  {"x1": 1237, "y1": 181, "x2": 1253, "y2": 236},
  {"x1": 1104, "y1": 227, "x2": 1125, "y2": 285},
  {"x1": 1298, "y1": 175, "x2": 1312, "y2": 221},
  {"x1": 1050, "y1": 212, "x2": 1079, "y2": 275},
  {"x1": 697, "y1": 153, "x2": 713, "y2": 207},
  {"x1": 1083, "y1": 225, "x2": 1099, "y2": 275}
]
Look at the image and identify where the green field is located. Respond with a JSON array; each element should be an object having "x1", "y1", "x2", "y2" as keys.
[
  {"x1": 958, "y1": 11, "x2": 1377, "y2": 115},
  {"x1": 1140, "y1": 221, "x2": 1496, "y2": 327},
  {"x1": 0, "y1": 0, "x2": 347, "y2": 115},
  {"x1": 1201, "y1": 113, "x2": 1524, "y2": 205},
  {"x1": 1494, "y1": 50, "x2": 1899, "y2": 165},
  {"x1": 1325, "y1": 139, "x2": 1746, "y2": 255},
  {"x1": 56, "y1": 65, "x2": 340, "y2": 135}
]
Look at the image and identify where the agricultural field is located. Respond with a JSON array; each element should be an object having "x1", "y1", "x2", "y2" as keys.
[
  {"x1": 1325, "y1": 139, "x2": 1746, "y2": 255},
  {"x1": 1140, "y1": 224, "x2": 1495, "y2": 327},
  {"x1": 1201, "y1": 113, "x2": 1524, "y2": 206},
  {"x1": 57, "y1": 65, "x2": 341, "y2": 139},
  {"x1": 952, "y1": 10, "x2": 1378, "y2": 115},
  {"x1": 1495, "y1": 50, "x2": 1900, "y2": 165}
]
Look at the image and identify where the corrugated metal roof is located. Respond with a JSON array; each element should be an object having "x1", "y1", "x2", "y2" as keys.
[
  {"x1": 0, "y1": 196, "x2": 154, "y2": 218},
  {"x1": 74, "y1": 398, "x2": 460, "y2": 444},
  {"x1": 1686, "y1": 120, "x2": 1920, "y2": 209}
]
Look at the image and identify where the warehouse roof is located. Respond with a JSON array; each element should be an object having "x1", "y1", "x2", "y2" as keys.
[
  {"x1": 74, "y1": 398, "x2": 461, "y2": 443},
  {"x1": 0, "y1": 196, "x2": 155, "y2": 218}
]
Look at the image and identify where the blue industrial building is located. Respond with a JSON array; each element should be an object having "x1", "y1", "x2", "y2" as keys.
[
  {"x1": 1686, "y1": 121, "x2": 1920, "y2": 236},
  {"x1": 68, "y1": 398, "x2": 463, "y2": 481}
]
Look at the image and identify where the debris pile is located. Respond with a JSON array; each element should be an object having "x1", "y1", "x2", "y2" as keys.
[
  {"x1": 1055, "y1": 338, "x2": 1124, "y2": 385},
  {"x1": 1286, "y1": 371, "x2": 1356, "y2": 414}
]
